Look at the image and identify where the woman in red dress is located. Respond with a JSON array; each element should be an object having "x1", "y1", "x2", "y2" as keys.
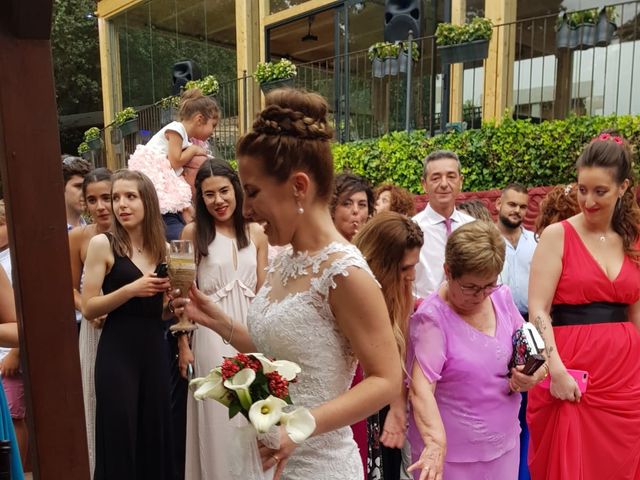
[{"x1": 527, "y1": 132, "x2": 640, "y2": 480}]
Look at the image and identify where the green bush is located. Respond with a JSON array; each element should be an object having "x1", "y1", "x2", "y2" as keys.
[{"x1": 331, "y1": 114, "x2": 640, "y2": 194}]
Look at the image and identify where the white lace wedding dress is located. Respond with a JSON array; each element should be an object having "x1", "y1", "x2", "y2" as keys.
[{"x1": 248, "y1": 242, "x2": 374, "y2": 480}]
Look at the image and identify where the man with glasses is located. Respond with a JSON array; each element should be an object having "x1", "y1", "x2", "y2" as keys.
[{"x1": 412, "y1": 150, "x2": 474, "y2": 299}]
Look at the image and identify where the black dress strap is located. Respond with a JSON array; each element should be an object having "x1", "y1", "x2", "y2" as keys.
[{"x1": 551, "y1": 302, "x2": 629, "y2": 326}]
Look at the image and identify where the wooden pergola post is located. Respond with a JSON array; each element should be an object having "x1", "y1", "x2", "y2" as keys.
[{"x1": 0, "y1": 2, "x2": 90, "y2": 479}]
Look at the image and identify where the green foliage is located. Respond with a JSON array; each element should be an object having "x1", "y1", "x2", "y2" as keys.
[
  {"x1": 185, "y1": 75, "x2": 220, "y2": 97},
  {"x1": 368, "y1": 41, "x2": 418, "y2": 61},
  {"x1": 83, "y1": 127, "x2": 101, "y2": 142},
  {"x1": 77, "y1": 142, "x2": 90, "y2": 154},
  {"x1": 568, "y1": 8, "x2": 598, "y2": 27},
  {"x1": 436, "y1": 17, "x2": 493, "y2": 46},
  {"x1": 51, "y1": 0, "x2": 101, "y2": 115},
  {"x1": 331, "y1": 115, "x2": 640, "y2": 194},
  {"x1": 114, "y1": 107, "x2": 138, "y2": 126},
  {"x1": 254, "y1": 59, "x2": 297, "y2": 84},
  {"x1": 604, "y1": 6, "x2": 618, "y2": 22},
  {"x1": 158, "y1": 95, "x2": 181, "y2": 110}
]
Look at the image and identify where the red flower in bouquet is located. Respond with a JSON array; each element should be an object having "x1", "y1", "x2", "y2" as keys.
[
  {"x1": 266, "y1": 371, "x2": 289, "y2": 399},
  {"x1": 221, "y1": 358, "x2": 242, "y2": 380},
  {"x1": 235, "y1": 353, "x2": 262, "y2": 372}
]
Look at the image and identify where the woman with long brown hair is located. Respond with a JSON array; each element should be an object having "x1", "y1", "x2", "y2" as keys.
[
  {"x1": 527, "y1": 132, "x2": 640, "y2": 479},
  {"x1": 82, "y1": 170, "x2": 182, "y2": 480},
  {"x1": 353, "y1": 211, "x2": 423, "y2": 480}
]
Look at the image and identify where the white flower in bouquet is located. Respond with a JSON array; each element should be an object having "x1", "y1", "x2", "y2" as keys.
[
  {"x1": 224, "y1": 367, "x2": 256, "y2": 410},
  {"x1": 279, "y1": 407, "x2": 317, "y2": 444},
  {"x1": 190, "y1": 367, "x2": 230, "y2": 406},
  {"x1": 250, "y1": 352, "x2": 302, "y2": 381},
  {"x1": 249, "y1": 395, "x2": 288, "y2": 433}
]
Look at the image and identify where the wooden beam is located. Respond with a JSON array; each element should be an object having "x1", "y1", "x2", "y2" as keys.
[
  {"x1": 449, "y1": 0, "x2": 466, "y2": 123},
  {"x1": 482, "y1": 0, "x2": 516, "y2": 123},
  {"x1": 9, "y1": 0, "x2": 53, "y2": 39},
  {"x1": 96, "y1": 0, "x2": 143, "y2": 20},
  {"x1": 0, "y1": 7, "x2": 90, "y2": 479},
  {"x1": 236, "y1": 0, "x2": 262, "y2": 134},
  {"x1": 98, "y1": 17, "x2": 123, "y2": 171}
]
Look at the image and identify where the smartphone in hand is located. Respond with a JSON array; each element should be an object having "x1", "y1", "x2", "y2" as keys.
[
  {"x1": 539, "y1": 369, "x2": 589, "y2": 393},
  {"x1": 154, "y1": 263, "x2": 169, "y2": 278}
]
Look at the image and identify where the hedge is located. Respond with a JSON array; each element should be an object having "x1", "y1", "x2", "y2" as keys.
[{"x1": 331, "y1": 114, "x2": 640, "y2": 193}]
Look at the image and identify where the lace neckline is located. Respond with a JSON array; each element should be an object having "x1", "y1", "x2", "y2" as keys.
[{"x1": 267, "y1": 241, "x2": 352, "y2": 286}]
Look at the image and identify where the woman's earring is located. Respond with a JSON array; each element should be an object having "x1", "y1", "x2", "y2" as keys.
[{"x1": 297, "y1": 202, "x2": 304, "y2": 215}]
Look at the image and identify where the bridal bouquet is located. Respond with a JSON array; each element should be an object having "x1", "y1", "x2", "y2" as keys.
[{"x1": 190, "y1": 352, "x2": 316, "y2": 445}]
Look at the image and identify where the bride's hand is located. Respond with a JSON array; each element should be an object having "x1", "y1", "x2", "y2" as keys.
[
  {"x1": 258, "y1": 425, "x2": 298, "y2": 479},
  {"x1": 185, "y1": 284, "x2": 224, "y2": 329}
]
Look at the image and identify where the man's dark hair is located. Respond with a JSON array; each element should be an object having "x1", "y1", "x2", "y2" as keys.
[
  {"x1": 501, "y1": 183, "x2": 528, "y2": 196},
  {"x1": 422, "y1": 150, "x2": 461, "y2": 179},
  {"x1": 61, "y1": 155, "x2": 91, "y2": 185}
]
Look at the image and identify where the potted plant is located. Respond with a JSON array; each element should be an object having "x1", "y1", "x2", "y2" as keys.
[
  {"x1": 83, "y1": 127, "x2": 102, "y2": 151},
  {"x1": 568, "y1": 8, "x2": 597, "y2": 50},
  {"x1": 114, "y1": 106, "x2": 139, "y2": 138},
  {"x1": 254, "y1": 59, "x2": 297, "y2": 93},
  {"x1": 159, "y1": 95, "x2": 180, "y2": 126},
  {"x1": 398, "y1": 40, "x2": 420, "y2": 74},
  {"x1": 555, "y1": 13, "x2": 572, "y2": 49},
  {"x1": 77, "y1": 142, "x2": 92, "y2": 160},
  {"x1": 436, "y1": 16, "x2": 493, "y2": 66},
  {"x1": 596, "y1": 6, "x2": 617, "y2": 47},
  {"x1": 368, "y1": 42, "x2": 402, "y2": 78},
  {"x1": 184, "y1": 75, "x2": 220, "y2": 97}
]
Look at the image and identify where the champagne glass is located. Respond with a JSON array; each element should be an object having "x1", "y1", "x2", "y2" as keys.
[{"x1": 168, "y1": 240, "x2": 197, "y2": 333}]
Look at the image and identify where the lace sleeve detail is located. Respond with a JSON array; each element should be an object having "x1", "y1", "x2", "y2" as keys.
[{"x1": 310, "y1": 244, "x2": 378, "y2": 299}]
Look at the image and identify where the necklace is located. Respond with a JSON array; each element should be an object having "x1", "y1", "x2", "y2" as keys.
[
  {"x1": 133, "y1": 244, "x2": 143, "y2": 254},
  {"x1": 599, "y1": 234, "x2": 606, "y2": 242}
]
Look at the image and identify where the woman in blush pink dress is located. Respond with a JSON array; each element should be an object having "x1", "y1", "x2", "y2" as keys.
[{"x1": 406, "y1": 221, "x2": 547, "y2": 480}]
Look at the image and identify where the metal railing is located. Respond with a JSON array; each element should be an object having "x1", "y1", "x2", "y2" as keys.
[{"x1": 93, "y1": 0, "x2": 639, "y2": 167}]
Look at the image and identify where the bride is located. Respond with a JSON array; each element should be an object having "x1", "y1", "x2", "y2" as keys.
[{"x1": 184, "y1": 88, "x2": 401, "y2": 479}]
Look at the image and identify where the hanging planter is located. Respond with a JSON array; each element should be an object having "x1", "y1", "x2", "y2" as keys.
[
  {"x1": 83, "y1": 127, "x2": 103, "y2": 151},
  {"x1": 436, "y1": 17, "x2": 492, "y2": 67},
  {"x1": 260, "y1": 77, "x2": 295, "y2": 94},
  {"x1": 368, "y1": 42, "x2": 401, "y2": 77},
  {"x1": 575, "y1": 23, "x2": 596, "y2": 50},
  {"x1": 158, "y1": 96, "x2": 180, "y2": 126},
  {"x1": 254, "y1": 59, "x2": 297, "y2": 94},
  {"x1": 398, "y1": 42, "x2": 419, "y2": 74},
  {"x1": 438, "y1": 39, "x2": 489, "y2": 66},
  {"x1": 119, "y1": 118, "x2": 139, "y2": 137},
  {"x1": 555, "y1": 14, "x2": 572, "y2": 49},
  {"x1": 566, "y1": 8, "x2": 597, "y2": 51},
  {"x1": 595, "y1": 7, "x2": 617, "y2": 47}
]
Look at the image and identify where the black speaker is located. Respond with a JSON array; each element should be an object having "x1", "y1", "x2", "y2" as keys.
[
  {"x1": 384, "y1": 0, "x2": 421, "y2": 42},
  {"x1": 171, "y1": 60, "x2": 202, "y2": 95}
]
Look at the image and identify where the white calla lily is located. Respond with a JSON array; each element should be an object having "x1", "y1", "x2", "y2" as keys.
[
  {"x1": 250, "y1": 353, "x2": 301, "y2": 381},
  {"x1": 279, "y1": 407, "x2": 316, "y2": 444},
  {"x1": 248, "y1": 395, "x2": 288, "y2": 433},
  {"x1": 224, "y1": 368, "x2": 256, "y2": 410},
  {"x1": 190, "y1": 368, "x2": 230, "y2": 406}
]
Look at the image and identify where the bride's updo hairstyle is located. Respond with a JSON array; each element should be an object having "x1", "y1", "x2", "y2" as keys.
[{"x1": 236, "y1": 88, "x2": 334, "y2": 201}]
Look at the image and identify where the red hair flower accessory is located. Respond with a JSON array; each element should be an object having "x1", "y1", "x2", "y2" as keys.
[{"x1": 597, "y1": 133, "x2": 623, "y2": 145}]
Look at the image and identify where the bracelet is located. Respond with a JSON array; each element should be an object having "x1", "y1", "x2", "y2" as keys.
[
  {"x1": 222, "y1": 318, "x2": 235, "y2": 345},
  {"x1": 542, "y1": 363, "x2": 550, "y2": 379},
  {"x1": 168, "y1": 299, "x2": 175, "y2": 314}
]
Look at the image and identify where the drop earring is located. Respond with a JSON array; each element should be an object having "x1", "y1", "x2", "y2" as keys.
[{"x1": 297, "y1": 202, "x2": 304, "y2": 215}]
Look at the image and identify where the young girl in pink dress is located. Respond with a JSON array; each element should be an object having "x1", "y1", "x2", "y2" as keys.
[{"x1": 128, "y1": 88, "x2": 219, "y2": 240}]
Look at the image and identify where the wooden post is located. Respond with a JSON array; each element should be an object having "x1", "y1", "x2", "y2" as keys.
[
  {"x1": 236, "y1": 0, "x2": 262, "y2": 133},
  {"x1": 554, "y1": 49, "x2": 573, "y2": 119},
  {"x1": 449, "y1": 0, "x2": 466, "y2": 123},
  {"x1": 0, "y1": 1, "x2": 90, "y2": 478},
  {"x1": 98, "y1": 17, "x2": 123, "y2": 171},
  {"x1": 482, "y1": 0, "x2": 516, "y2": 123}
]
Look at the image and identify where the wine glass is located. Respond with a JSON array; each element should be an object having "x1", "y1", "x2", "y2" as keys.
[{"x1": 168, "y1": 240, "x2": 198, "y2": 333}]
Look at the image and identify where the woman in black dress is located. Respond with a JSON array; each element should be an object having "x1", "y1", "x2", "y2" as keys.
[{"x1": 83, "y1": 170, "x2": 184, "y2": 479}]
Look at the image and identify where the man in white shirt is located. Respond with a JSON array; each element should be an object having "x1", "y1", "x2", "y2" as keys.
[
  {"x1": 495, "y1": 183, "x2": 537, "y2": 320},
  {"x1": 412, "y1": 150, "x2": 474, "y2": 298},
  {"x1": 61, "y1": 155, "x2": 90, "y2": 231}
]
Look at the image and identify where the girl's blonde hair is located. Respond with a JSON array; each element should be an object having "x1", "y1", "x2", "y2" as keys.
[
  {"x1": 353, "y1": 211, "x2": 424, "y2": 364},
  {"x1": 110, "y1": 170, "x2": 166, "y2": 265}
]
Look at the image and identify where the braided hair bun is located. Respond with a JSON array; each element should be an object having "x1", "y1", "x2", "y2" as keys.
[{"x1": 253, "y1": 89, "x2": 333, "y2": 141}]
